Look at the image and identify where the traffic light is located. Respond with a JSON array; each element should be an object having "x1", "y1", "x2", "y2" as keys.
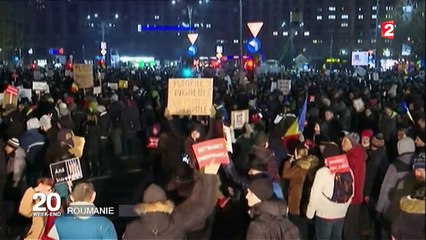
[
  {"x1": 244, "y1": 59, "x2": 255, "y2": 71},
  {"x1": 97, "y1": 59, "x2": 105, "y2": 69},
  {"x1": 244, "y1": 59, "x2": 255, "y2": 82},
  {"x1": 65, "y1": 62, "x2": 73, "y2": 70}
]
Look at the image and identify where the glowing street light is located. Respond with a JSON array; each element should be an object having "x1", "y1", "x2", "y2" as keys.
[
  {"x1": 115, "y1": 13, "x2": 119, "y2": 19},
  {"x1": 94, "y1": 13, "x2": 98, "y2": 18},
  {"x1": 87, "y1": 15, "x2": 91, "y2": 20},
  {"x1": 172, "y1": 0, "x2": 176, "y2": 5}
]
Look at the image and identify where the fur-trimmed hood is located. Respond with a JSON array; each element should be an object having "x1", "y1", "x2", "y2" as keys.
[{"x1": 133, "y1": 200, "x2": 175, "y2": 215}]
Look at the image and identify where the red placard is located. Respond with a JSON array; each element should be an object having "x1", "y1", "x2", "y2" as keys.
[
  {"x1": 5, "y1": 85, "x2": 18, "y2": 95},
  {"x1": 192, "y1": 138, "x2": 230, "y2": 168},
  {"x1": 325, "y1": 154, "x2": 351, "y2": 174},
  {"x1": 381, "y1": 20, "x2": 394, "y2": 40}
]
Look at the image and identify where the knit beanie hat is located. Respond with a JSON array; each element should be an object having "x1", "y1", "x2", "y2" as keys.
[
  {"x1": 143, "y1": 184, "x2": 167, "y2": 203},
  {"x1": 7, "y1": 138, "x2": 20, "y2": 149},
  {"x1": 371, "y1": 133, "x2": 385, "y2": 148},
  {"x1": 39, "y1": 115, "x2": 52, "y2": 129},
  {"x1": 57, "y1": 128, "x2": 74, "y2": 147},
  {"x1": 345, "y1": 132, "x2": 360, "y2": 147},
  {"x1": 397, "y1": 137, "x2": 415, "y2": 155},
  {"x1": 413, "y1": 152, "x2": 426, "y2": 170},
  {"x1": 248, "y1": 178, "x2": 273, "y2": 201},
  {"x1": 27, "y1": 118, "x2": 41, "y2": 130},
  {"x1": 361, "y1": 129, "x2": 374, "y2": 139}
]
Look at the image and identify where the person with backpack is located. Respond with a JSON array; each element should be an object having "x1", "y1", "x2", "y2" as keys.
[
  {"x1": 306, "y1": 144, "x2": 354, "y2": 240},
  {"x1": 245, "y1": 178, "x2": 300, "y2": 240},
  {"x1": 341, "y1": 132, "x2": 367, "y2": 240}
]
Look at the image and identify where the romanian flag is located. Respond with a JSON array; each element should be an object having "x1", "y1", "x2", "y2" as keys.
[{"x1": 282, "y1": 97, "x2": 308, "y2": 144}]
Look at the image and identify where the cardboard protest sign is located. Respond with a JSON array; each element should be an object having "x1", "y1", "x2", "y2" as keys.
[
  {"x1": 49, "y1": 157, "x2": 83, "y2": 183},
  {"x1": 32, "y1": 81, "x2": 50, "y2": 92},
  {"x1": 68, "y1": 136, "x2": 85, "y2": 158},
  {"x1": 231, "y1": 110, "x2": 249, "y2": 129},
  {"x1": 108, "y1": 83, "x2": 118, "y2": 90},
  {"x1": 192, "y1": 138, "x2": 230, "y2": 168},
  {"x1": 167, "y1": 78, "x2": 213, "y2": 116},
  {"x1": 2, "y1": 85, "x2": 18, "y2": 107},
  {"x1": 223, "y1": 125, "x2": 235, "y2": 153},
  {"x1": 353, "y1": 98, "x2": 365, "y2": 112},
  {"x1": 93, "y1": 86, "x2": 102, "y2": 95},
  {"x1": 278, "y1": 79, "x2": 291, "y2": 95},
  {"x1": 73, "y1": 64, "x2": 94, "y2": 88},
  {"x1": 118, "y1": 80, "x2": 128, "y2": 89}
]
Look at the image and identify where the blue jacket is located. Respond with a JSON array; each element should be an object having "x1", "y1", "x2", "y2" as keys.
[
  {"x1": 20, "y1": 129, "x2": 45, "y2": 165},
  {"x1": 52, "y1": 214, "x2": 117, "y2": 239}
]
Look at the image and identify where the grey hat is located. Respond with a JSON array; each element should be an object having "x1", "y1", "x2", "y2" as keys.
[
  {"x1": 7, "y1": 138, "x2": 20, "y2": 149},
  {"x1": 397, "y1": 137, "x2": 415, "y2": 155},
  {"x1": 39, "y1": 115, "x2": 52, "y2": 129},
  {"x1": 345, "y1": 132, "x2": 360, "y2": 147}
]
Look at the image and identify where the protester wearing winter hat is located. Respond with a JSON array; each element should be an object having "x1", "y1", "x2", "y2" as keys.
[
  {"x1": 246, "y1": 178, "x2": 300, "y2": 240},
  {"x1": 123, "y1": 162, "x2": 219, "y2": 239},
  {"x1": 3, "y1": 138, "x2": 26, "y2": 204},
  {"x1": 20, "y1": 118, "x2": 45, "y2": 186},
  {"x1": 391, "y1": 152, "x2": 425, "y2": 240},
  {"x1": 376, "y1": 137, "x2": 416, "y2": 227},
  {"x1": 306, "y1": 144, "x2": 353, "y2": 240},
  {"x1": 414, "y1": 128, "x2": 425, "y2": 153},
  {"x1": 364, "y1": 133, "x2": 389, "y2": 204},
  {"x1": 341, "y1": 132, "x2": 367, "y2": 240}
]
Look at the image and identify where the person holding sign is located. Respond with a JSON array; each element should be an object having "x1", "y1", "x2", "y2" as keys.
[
  {"x1": 123, "y1": 162, "x2": 220, "y2": 239},
  {"x1": 165, "y1": 106, "x2": 216, "y2": 169}
]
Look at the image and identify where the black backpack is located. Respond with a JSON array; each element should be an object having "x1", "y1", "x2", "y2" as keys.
[{"x1": 325, "y1": 171, "x2": 354, "y2": 204}]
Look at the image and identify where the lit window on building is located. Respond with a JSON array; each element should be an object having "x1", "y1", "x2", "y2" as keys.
[
  {"x1": 154, "y1": 15, "x2": 160, "y2": 20},
  {"x1": 328, "y1": 15, "x2": 336, "y2": 19},
  {"x1": 317, "y1": 7, "x2": 322, "y2": 12},
  {"x1": 371, "y1": 39, "x2": 376, "y2": 43},
  {"x1": 359, "y1": 8, "x2": 362, "y2": 11},
  {"x1": 233, "y1": 39, "x2": 238, "y2": 44},
  {"x1": 273, "y1": 31, "x2": 278, "y2": 36},
  {"x1": 341, "y1": 14, "x2": 349, "y2": 19},
  {"x1": 206, "y1": 24, "x2": 211, "y2": 28},
  {"x1": 341, "y1": 22, "x2": 349, "y2": 27},
  {"x1": 372, "y1": 14, "x2": 377, "y2": 19},
  {"x1": 386, "y1": 6, "x2": 393, "y2": 11},
  {"x1": 317, "y1": 15, "x2": 323, "y2": 20},
  {"x1": 358, "y1": 15, "x2": 364, "y2": 19},
  {"x1": 313, "y1": 40, "x2": 318, "y2": 44},
  {"x1": 372, "y1": 6, "x2": 377, "y2": 11},
  {"x1": 294, "y1": 31, "x2": 298, "y2": 36},
  {"x1": 283, "y1": 31, "x2": 289, "y2": 36},
  {"x1": 357, "y1": 39, "x2": 363, "y2": 44},
  {"x1": 304, "y1": 31, "x2": 310, "y2": 36},
  {"x1": 329, "y1": 7, "x2": 336, "y2": 11},
  {"x1": 194, "y1": 23, "x2": 200, "y2": 27}
]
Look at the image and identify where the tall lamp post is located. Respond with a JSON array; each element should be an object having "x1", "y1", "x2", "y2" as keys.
[{"x1": 85, "y1": 12, "x2": 119, "y2": 62}]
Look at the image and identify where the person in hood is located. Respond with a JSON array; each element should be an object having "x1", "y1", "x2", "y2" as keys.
[
  {"x1": 245, "y1": 178, "x2": 300, "y2": 240},
  {"x1": 376, "y1": 137, "x2": 416, "y2": 235},
  {"x1": 123, "y1": 162, "x2": 219, "y2": 239},
  {"x1": 48, "y1": 182, "x2": 117, "y2": 240},
  {"x1": 282, "y1": 144, "x2": 319, "y2": 239},
  {"x1": 391, "y1": 152, "x2": 425, "y2": 240},
  {"x1": 360, "y1": 129, "x2": 374, "y2": 151}
]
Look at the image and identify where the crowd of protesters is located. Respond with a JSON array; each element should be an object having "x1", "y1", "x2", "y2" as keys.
[{"x1": 0, "y1": 64, "x2": 424, "y2": 240}]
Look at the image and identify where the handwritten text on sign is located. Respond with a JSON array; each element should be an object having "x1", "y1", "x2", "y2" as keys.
[
  {"x1": 167, "y1": 78, "x2": 213, "y2": 116},
  {"x1": 49, "y1": 157, "x2": 83, "y2": 183},
  {"x1": 73, "y1": 64, "x2": 94, "y2": 89},
  {"x1": 192, "y1": 138, "x2": 230, "y2": 168}
]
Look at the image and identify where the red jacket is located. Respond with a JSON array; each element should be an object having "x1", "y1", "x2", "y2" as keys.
[{"x1": 346, "y1": 145, "x2": 366, "y2": 205}]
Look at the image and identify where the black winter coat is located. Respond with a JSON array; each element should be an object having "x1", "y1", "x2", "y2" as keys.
[
  {"x1": 246, "y1": 200, "x2": 300, "y2": 240},
  {"x1": 123, "y1": 174, "x2": 216, "y2": 240}
]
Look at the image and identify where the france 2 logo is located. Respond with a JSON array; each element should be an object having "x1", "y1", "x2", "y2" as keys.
[{"x1": 381, "y1": 20, "x2": 394, "y2": 40}]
